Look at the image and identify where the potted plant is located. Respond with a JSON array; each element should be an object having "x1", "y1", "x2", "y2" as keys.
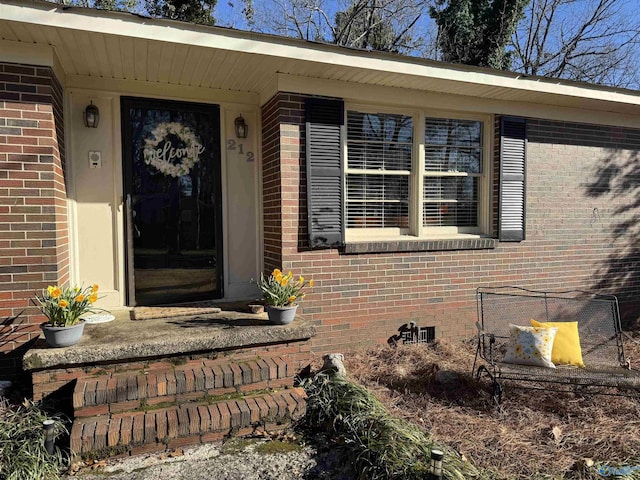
[
  {"x1": 255, "y1": 269, "x2": 314, "y2": 325},
  {"x1": 33, "y1": 284, "x2": 100, "y2": 347}
]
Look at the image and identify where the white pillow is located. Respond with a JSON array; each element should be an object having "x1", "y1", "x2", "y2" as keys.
[{"x1": 503, "y1": 324, "x2": 558, "y2": 369}]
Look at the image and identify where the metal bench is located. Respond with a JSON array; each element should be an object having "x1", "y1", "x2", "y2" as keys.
[{"x1": 474, "y1": 286, "x2": 640, "y2": 403}]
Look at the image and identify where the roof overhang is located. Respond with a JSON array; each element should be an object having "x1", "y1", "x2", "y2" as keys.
[{"x1": 2, "y1": 0, "x2": 640, "y2": 122}]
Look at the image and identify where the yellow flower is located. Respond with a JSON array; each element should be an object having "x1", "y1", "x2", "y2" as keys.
[
  {"x1": 59, "y1": 299, "x2": 69, "y2": 308},
  {"x1": 309, "y1": 279, "x2": 315, "y2": 287},
  {"x1": 91, "y1": 284, "x2": 99, "y2": 293},
  {"x1": 288, "y1": 295, "x2": 296, "y2": 303},
  {"x1": 274, "y1": 272, "x2": 283, "y2": 282},
  {"x1": 298, "y1": 276, "x2": 304, "y2": 285},
  {"x1": 75, "y1": 294, "x2": 85, "y2": 302},
  {"x1": 49, "y1": 286, "x2": 61, "y2": 299},
  {"x1": 272, "y1": 269, "x2": 281, "y2": 276},
  {"x1": 280, "y1": 277, "x2": 289, "y2": 286},
  {"x1": 89, "y1": 293, "x2": 98, "y2": 303}
]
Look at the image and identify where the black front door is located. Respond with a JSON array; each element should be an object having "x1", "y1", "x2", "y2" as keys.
[{"x1": 121, "y1": 97, "x2": 222, "y2": 305}]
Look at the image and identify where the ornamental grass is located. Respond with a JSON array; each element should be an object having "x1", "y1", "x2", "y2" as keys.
[
  {"x1": 301, "y1": 372, "x2": 481, "y2": 480},
  {"x1": 0, "y1": 398, "x2": 69, "y2": 480}
]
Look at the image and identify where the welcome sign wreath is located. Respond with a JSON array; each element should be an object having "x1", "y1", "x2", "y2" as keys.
[{"x1": 142, "y1": 122, "x2": 205, "y2": 177}]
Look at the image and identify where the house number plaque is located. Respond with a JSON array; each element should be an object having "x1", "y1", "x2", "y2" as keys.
[{"x1": 226, "y1": 139, "x2": 255, "y2": 162}]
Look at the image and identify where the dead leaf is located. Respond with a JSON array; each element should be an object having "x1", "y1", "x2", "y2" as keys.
[{"x1": 551, "y1": 426, "x2": 562, "y2": 444}]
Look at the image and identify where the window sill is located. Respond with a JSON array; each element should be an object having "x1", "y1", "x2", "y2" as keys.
[{"x1": 342, "y1": 236, "x2": 497, "y2": 254}]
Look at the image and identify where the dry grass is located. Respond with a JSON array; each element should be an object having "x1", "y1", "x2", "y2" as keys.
[{"x1": 333, "y1": 337, "x2": 640, "y2": 479}]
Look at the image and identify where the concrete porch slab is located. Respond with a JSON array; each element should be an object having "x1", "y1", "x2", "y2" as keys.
[{"x1": 23, "y1": 309, "x2": 316, "y2": 370}]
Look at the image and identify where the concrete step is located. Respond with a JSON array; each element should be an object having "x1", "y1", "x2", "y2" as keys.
[
  {"x1": 73, "y1": 356, "x2": 294, "y2": 417},
  {"x1": 70, "y1": 387, "x2": 307, "y2": 458}
]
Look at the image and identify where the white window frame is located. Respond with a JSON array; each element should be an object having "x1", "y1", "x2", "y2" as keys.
[{"x1": 344, "y1": 104, "x2": 492, "y2": 242}]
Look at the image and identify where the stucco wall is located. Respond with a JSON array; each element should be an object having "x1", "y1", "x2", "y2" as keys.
[{"x1": 262, "y1": 93, "x2": 640, "y2": 354}]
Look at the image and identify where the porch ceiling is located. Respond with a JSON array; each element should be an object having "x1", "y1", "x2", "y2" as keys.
[{"x1": 2, "y1": 0, "x2": 640, "y2": 115}]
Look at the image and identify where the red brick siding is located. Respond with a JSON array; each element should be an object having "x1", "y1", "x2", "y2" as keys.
[
  {"x1": 0, "y1": 62, "x2": 68, "y2": 379},
  {"x1": 261, "y1": 93, "x2": 307, "y2": 273},
  {"x1": 261, "y1": 93, "x2": 640, "y2": 354}
]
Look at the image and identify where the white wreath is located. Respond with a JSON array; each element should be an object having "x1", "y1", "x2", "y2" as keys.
[{"x1": 142, "y1": 122, "x2": 204, "y2": 178}]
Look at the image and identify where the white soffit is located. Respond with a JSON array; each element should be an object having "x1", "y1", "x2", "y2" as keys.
[{"x1": 1, "y1": 0, "x2": 640, "y2": 116}]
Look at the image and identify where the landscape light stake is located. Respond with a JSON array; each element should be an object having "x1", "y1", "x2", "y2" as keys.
[
  {"x1": 430, "y1": 449, "x2": 444, "y2": 480},
  {"x1": 43, "y1": 419, "x2": 55, "y2": 455}
]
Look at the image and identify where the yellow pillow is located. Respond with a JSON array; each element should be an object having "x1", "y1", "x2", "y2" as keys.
[{"x1": 531, "y1": 319, "x2": 584, "y2": 367}]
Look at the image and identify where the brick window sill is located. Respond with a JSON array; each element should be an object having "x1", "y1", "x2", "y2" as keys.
[{"x1": 343, "y1": 237, "x2": 498, "y2": 254}]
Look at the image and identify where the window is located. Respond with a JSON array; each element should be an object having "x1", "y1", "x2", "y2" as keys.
[
  {"x1": 345, "y1": 107, "x2": 489, "y2": 240},
  {"x1": 345, "y1": 111, "x2": 413, "y2": 232},
  {"x1": 423, "y1": 117, "x2": 482, "y2": 230}
]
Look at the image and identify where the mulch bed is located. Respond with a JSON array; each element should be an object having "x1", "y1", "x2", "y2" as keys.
[{"x1": 338, "y1": 336, "x2": 640, "y2": 479}]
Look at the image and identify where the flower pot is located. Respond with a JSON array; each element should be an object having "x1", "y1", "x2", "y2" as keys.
[
  {"x1": 265, "y1": 305, "x2": 298, "y2": 325},
  {"x1": 41, "y1": 321, "x2": 85, "y2": 348}
]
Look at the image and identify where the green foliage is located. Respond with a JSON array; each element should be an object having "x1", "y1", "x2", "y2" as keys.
[
  {"x1": 430, "y1": 0, "x2": 530, "y2": 69},
  {"x1": 145, "y1": 0, "x2": 217, "y2": 25},
  {"x1": 301, "y1": 372, "x2": 484, "y2": 480},
  {"x1": 0, "y1": 399, "x2": 69, "y2": 480}
]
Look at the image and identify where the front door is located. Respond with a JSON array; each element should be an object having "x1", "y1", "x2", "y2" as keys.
[{"x1": 121, "y1": 97, "x2": 222, "y2": 306}]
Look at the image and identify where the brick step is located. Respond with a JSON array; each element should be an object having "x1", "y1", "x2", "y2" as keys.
[
  {"x1": 70, "y1": 387, "x2": 307, "y2": 458},
  {"x1": 74, "y1": 356, "x2": 293, "y2": 417}
]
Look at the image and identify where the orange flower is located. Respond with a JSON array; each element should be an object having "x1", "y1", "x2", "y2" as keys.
[
  {"x1": 49, "y1": 286, "x2": 62, "y2": 298},
  {"x1": 272, "y1": 269, "x2": 282, "y2": 277},
  {"x1": 288, "y1": 295, "x2": 296, "y2": 304},
  {"x1": 59, "y1": 299, "x2": 69, "y2": 308},
  {"x1": 75, "y1": 294, "x2": 85, "y2": 302},
  {"x1": 91, "y1": 284, "x2": 99, "y2": 293},
  {"x1": 280, "y1": 277, "x2": 289, "y2": 286},
  {"x1": 274, "y1": 272, "x2": 283, "y2": 282},
  {"x1": 89, "y1": 293, "x2": 98, "y2": 303},
  {"x1": 309, "y1": 279, "x2": 315, "y2": 287}
]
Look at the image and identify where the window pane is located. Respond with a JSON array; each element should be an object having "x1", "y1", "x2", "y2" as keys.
[
  {"x1": 347, "y1": 174, "x2": 409, "y2": 228},
  {"x1": 423, "y1": 177, "x2": 478, "y2": 227},
  {"x1": 348, "y1": 141, "x2": 412, "y2": 170},
  {"x1": 424, "y1": 177, "x2": 478, "y2": 202},
  {"x1": 425, "y1": 118, "x2": 482, "y2": 174},
  {"x1": 424, "y1": 146, "x2": 481, "y2": 173},
  {"x1": 425, "y1": 118, "x2": 481, "y2": 146},
  {"x1": 347, "y1": 111, "x2": 412, "y2": 171},
  {"x1": 423, "y1": 202, "x2": 478, "y2": 227}
]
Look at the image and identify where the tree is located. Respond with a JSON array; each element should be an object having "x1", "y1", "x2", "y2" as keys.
[
  {"x1": 245, "y1": 0, "x2": 426, "y2": 54},
  {"x1": 145, "y1": 0, "x2": 217, "y2": 25},
  {"x1": 511, "y1": 0, "x2": 640, "y2": 88},
  {"x1": 333, "y1": 0, "x2": 425, "y2": 52},
  {"x1": 430, "y1": 0, "x2": 530, "y2": 69}
]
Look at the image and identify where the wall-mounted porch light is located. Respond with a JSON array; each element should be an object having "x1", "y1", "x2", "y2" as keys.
[
  {"x1": 83, "y1": 101, "x2": 100, "y2": 128},
  {"x1": 234, "y1": 114, "x2": 247, "y2": 139}
]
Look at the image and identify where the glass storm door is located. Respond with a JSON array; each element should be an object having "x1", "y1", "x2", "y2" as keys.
[{"x1": 121, "y1": 97, "x2": 222, "y2": 306}]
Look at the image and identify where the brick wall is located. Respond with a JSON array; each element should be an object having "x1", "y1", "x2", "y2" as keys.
[
  {"x1": 0, "y1": 62, "x2": 69, "y2": 381},
  {"x1": 261, "y1": 93, "x2": 640, "y2": 355},
  {"x1": 261, "y1": 93, "x2": 307, "y2": 273}
]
